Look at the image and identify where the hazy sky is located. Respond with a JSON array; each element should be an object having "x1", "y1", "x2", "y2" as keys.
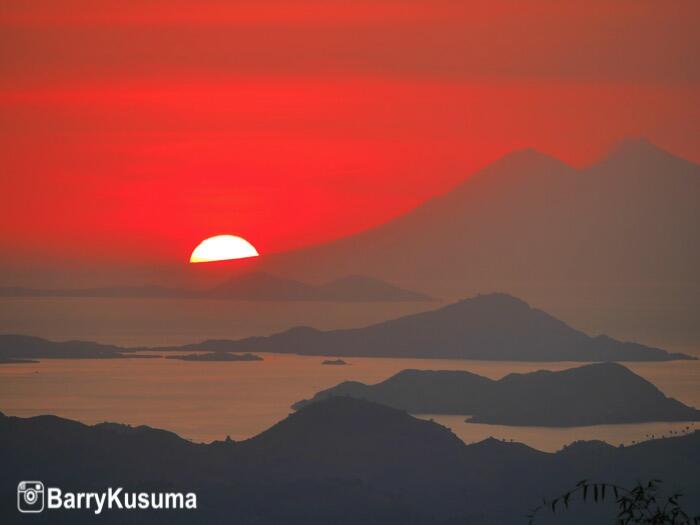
[{"x1": 1, "y1": 0, "x2": 698, "y2": 283}]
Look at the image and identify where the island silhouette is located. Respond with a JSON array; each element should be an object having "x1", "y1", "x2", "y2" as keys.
[
  {"x1": 0, "y1": 272, "x2": 432, "y2": 303},
  {"x1": 322, "y1": 359, "x2": 349, "y2": 365},
  {"x1": 2, "y1": 293, "x2": 693, "y2": 362},
  {"x1": 169, "y1": 293, "x2": 693, "y2": 361},
  {"x1": 294, "y1": 362, "x2": 700, "y2": 426},
  {"x1": 166, "y1": 352, "x2": 263, "y2": 362}
]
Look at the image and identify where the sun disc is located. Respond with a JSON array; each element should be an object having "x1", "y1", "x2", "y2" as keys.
[{"x1": 190, "y1": 235, "x2": 259, "y2": 263}]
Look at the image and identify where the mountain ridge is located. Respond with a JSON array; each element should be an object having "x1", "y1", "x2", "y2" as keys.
[
  {"x1": 2, "y1": 293, "x2": 693, "y2": 362},
  {"x1": 249, "y1": 140, "x2": 699, "y2": 355},
  {"x1": 174, "y1": 293, "x2": 693, "y2": 361}
]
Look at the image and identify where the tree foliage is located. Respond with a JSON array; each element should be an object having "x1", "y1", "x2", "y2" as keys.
[{"x1": 528, "y1": 479, "x2": 700, "y2": 525}]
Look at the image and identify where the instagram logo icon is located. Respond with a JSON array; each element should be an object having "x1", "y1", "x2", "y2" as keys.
[{"x1": 17, "y1": 481, "x2": 44, "y2": 513}]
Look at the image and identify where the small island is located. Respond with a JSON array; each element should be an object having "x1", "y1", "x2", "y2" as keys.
[
  {"x1": 166, "y1": 352, "x2": 263, "y2": 362},
  {"x1": 321, "y1": 359, "x2": 348, "y2": 366},
  {"x1": 0, "y1": 357, "x2": 40, "y2": 364}
]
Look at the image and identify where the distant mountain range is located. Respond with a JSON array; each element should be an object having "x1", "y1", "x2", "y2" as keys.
[
  {"x1": 174, "y1": 293, "x2": 693, "y2": 361},
  {"x1": 1, "y1": 397, "x2": 698, "y2": 524},
  {"x1": 3, "y1": 139, "x2": 695, "y2": 352},
  {"x1": 258, "y1": 139, "x2": 700, "y2": 292},
  {"x1": 248, "y1": 139, "x2": 700, "y2": 353},
  {"x1": 293, "y1": 362, "x2": 700, "y2": 426},
  {"x1": 0, "y1": 272, "x2": 431, "y2": 302}
]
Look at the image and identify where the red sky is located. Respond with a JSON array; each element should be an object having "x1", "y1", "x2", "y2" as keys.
[{"x1": 1, "y1": 0, "x2": 698, "y2": 284}]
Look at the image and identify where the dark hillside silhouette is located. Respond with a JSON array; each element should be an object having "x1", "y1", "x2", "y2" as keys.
[{"x1": 1, "y1": 398, "x2": 698, "y2": 524}]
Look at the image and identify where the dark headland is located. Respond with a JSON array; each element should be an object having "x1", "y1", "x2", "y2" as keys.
[{"x1": 0, "y1": 334, "x2": 137, "y2": 361}]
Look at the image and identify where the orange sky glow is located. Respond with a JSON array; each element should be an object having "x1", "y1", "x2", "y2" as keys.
[{"x1": 1, "y1": 0, "x2": 698, "y2": 285}]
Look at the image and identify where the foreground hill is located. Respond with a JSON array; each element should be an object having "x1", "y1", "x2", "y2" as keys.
[
  {"x1": 176, "y1": 293, "x2": 692, "y2": 361},
  {"x1": 1, "y1": 398, "x2": 698, "y2": 524},
  {"x1": 293, "y1": 363, "x2": 700, "y2": 426},
  {"x1": 0, "y1": 272, "x2": 431, "y2": 302}
]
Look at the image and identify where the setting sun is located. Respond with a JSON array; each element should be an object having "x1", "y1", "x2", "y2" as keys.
[{"x1": 189, "y1": 235, "x2": 259, "y2": 263}]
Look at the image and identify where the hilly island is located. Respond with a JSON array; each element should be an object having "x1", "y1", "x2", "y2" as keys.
[
  {"x1": 293, "y1": 362, "x2": 700, "y2": 426},
  {"x1": 1, "y1": 293, "x2": 693, "y2": 362},
  {"x1": 172, "y1": 293, "x2": 693, "y2": 361}
]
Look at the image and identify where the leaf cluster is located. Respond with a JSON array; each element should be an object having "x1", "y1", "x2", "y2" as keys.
[{"x1": 527, "y1": 479, "x2": 700, "y2": 525}]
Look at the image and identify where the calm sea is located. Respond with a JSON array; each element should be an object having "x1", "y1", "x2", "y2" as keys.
[{"x1": 0, "y1": 352, "x2": 697, "y2": 452}]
